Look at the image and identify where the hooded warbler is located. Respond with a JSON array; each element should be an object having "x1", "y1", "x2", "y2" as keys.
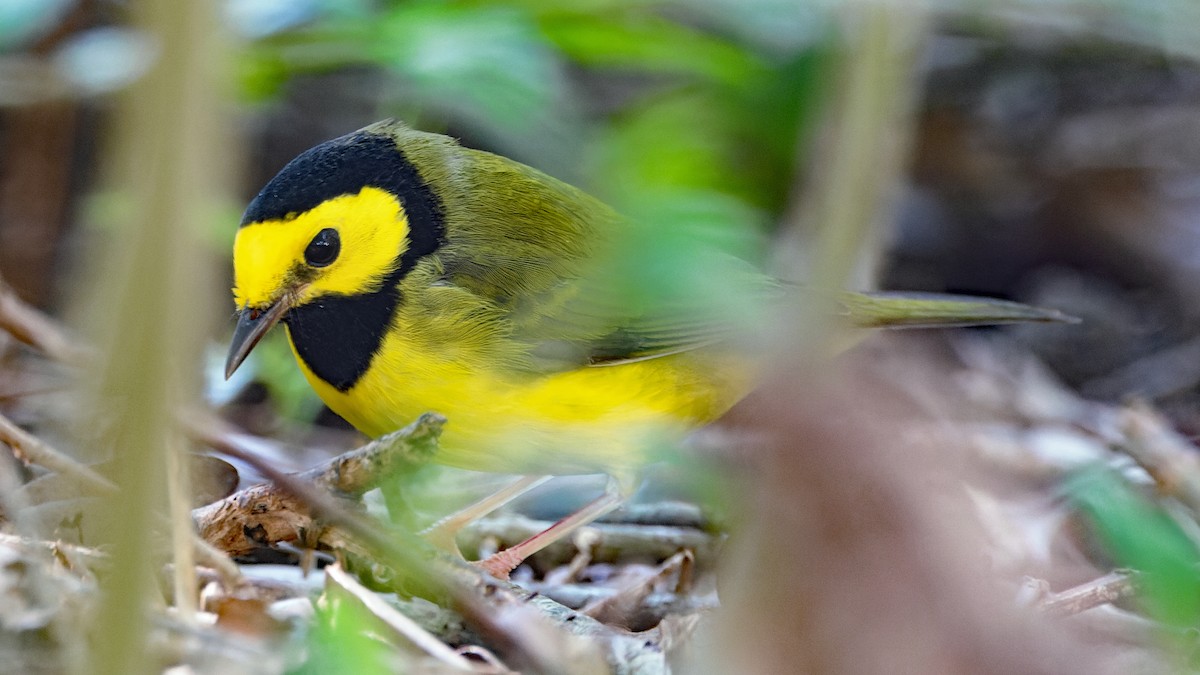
[{"x1": 224, "y1": 120, "x2": 1067, "y2": 569}]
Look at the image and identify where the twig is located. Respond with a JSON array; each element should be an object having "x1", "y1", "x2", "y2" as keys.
[
  {"x1": 524, "y1": 581, "x2": 717, "y2": 629},
  {"x1": 190, "y1": 532, "x2": 240, "y2": 586},
  {"x1": 596, "y1": 501, "x2": 707, "y2": 529},
  {"x1": 192, "y1": 410, "x2": 441, "y2": 562},
  {"x1": 0, "y1": 276, "x2": 91, "y2": 365},
  {"x1": 0, "y1": 532, "x2": 108, "y2": 569},
  {"x1": 186, "y1": 411, "x2": 442, "y2": 496},
  {"x1": 457, "y1": 587, "x2": 612, "y2": 675},
  {"x1": 1037, "y1": 571, "x2": 1139, "y2": 618},
  {"x1": 0, "y1": 410, "x2": 116, "y2": 495},
  {"x1": 583, "y1": 550, "x2": 694, "y2": 627},
  {"x1": 544, "y1": 529, "x2": 598, "y2": 585},
  {"x1": 645, "y1": 612, "x2": 705, "y2": 655},
  {"x1": 459, "y1": 513, "x2": 720, "y2": 570},
  {"x1": 189, "y1": 413, "x2": 444, "y2": 557},
  {"x1": 1115, "y1": 401, "x2": 1200, "y2": 514},
  {"x1": 456, "y1": 646, "x2": 509, "y2": 672}
]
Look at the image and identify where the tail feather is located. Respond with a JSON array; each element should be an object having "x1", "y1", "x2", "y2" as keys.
[{"x1": 839, "y1": 291, "x2": 1078, "y2": 329}]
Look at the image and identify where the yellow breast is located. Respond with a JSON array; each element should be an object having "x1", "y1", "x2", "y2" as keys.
[{"x1": 287, "y1": 323, "x2": 751, "y2": 476}]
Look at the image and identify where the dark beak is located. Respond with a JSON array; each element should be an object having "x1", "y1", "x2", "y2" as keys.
[{"x1": 224, "y1": 297, "x2": 290, "y2": 380}]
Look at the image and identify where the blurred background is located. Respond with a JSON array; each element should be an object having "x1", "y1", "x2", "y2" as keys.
[
  {"x1": 5, "y1": 0, "x2": 1200, "y2": 672},
  {"x1": 3, "y1": 0, "x2": 1200, "y2": 429}
]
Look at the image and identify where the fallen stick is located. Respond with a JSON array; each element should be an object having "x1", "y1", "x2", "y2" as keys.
[
  {"x1": 459, "y1": 513, "x2": 720, "y2": 570},
  {"x1": 190, "y1": 413, "x2": 444, "y2": 558},
  {"x1": 0, "y1": 276, "x2": 91, "y2": 365},
  {"x1": 0, "y1": 410, "x2": 116, "y2": 495},
  {"x1": 1038, "y1": 571, "x2": 1138, "y2": 618}
]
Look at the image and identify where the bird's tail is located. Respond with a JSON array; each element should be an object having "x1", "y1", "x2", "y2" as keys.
[{"x1": 838, "y1": 291, "x2": 1078, "y2": 329}]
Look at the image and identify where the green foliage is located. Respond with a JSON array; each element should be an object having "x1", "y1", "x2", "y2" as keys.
[
  {"x1": 253, "y1": 330, "x2": 325, "y2": 421},
  {"x1": 1069, "y1": 465, "x2": 1200, "y2": 628},
  {"x1": 293, "y1": 597, "x2": 394, "y2": 675},
  {"x1": 538, "y1": 9, "x2": 761, "y2": 83},
  {"x1": 236, "y1": 0, "x2": 831, "y2": 202},
  {"x1": 238, "y1": 1, "x2": 582, "y2": 174}
]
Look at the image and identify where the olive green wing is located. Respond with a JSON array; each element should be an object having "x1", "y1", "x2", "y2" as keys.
[
  {"x1": 402, "y1": 127, "x2": 1072, "y2": 370},
  {"x1": 536, "y1": 286, "x2": 1075, "y2": 370},
  {"x1": 411, "y1": 138, "x2": 720, "y2": 369},
  {"x1": 517, "y1": 279, "x2": 759, "y2": 370}
]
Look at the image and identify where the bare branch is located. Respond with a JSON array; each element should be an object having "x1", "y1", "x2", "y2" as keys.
[
  {"x1": 1038, "y1": 572, "x2": 1139, "y2": 619},
  {"x1": 0, "y1": 411, "x2": 116, "y2": 495},
  {"x1": 1116, "y1": 402, "x2": 1200, "y2": 514},
  {"x1": 0, "y1": 276, "x2": 91, "y2": 365},
  {"x1": 189, "y1": 413, "x2": 444, "y2": 558},
  {"x1": 459, "y1": 513, "x2": 720, "y2": 571}
]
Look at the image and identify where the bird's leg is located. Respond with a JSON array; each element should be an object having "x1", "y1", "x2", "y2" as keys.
[
  {"x1": 478, "y1": 477, "x2": 624, "y2": 580},
  {"x1": 421, "y1": 475, "x2": 552, "y2": 553}
]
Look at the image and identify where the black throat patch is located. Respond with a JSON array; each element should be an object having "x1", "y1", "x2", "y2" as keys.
[
  {"x1": 283, "y1": 266, "x2": 406, "y2": 392},
  {"x1": 247, "y1": 129, "x2": 447, "y2": 392}
]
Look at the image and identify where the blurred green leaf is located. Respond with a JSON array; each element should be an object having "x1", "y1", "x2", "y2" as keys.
[
  {"x1": 294, "y1": 595, "x2": 394, "y2": 675},
  {"x1": 538, "y1": 10, "x2": 761, "y2": 85},
  {"x1": 584, "y1": 46, "x2": 831, "y2": 214},
  {"x1": 371, "y1": 5, "x2": 563, "y2": 124},
  {"x1": 254, "y1": 330, "x2": 325, "y2": 422},
  {"x1": 371, "y1": 3, "x2": 581, "y2": 173},
  {"x1": 606, "y1": 188, "x2": 767, "y2": 325},
  {"x1": 1069, "y1": 465, "x2": 1200, "y2": 628},
  {"x1": 234, "y1": 46, "x2": 290, "y2": 101},
  {"x1": 241, "y1": 1, "x2": 583, "y2": 175},
  {"x1": 727, "y1": 48, "x2": 833, "y2": 213},
  {"x1": 595, "y1": 90, "x2": 740, "y2": 197},
  {"x1": 233, "y1": 0, "x2": 835, "y2": 192}
]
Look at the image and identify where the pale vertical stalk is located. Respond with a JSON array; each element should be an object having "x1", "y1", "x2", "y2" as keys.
[
  {"x1": 773, "y1": 0, "x2": 929, "y2": 343},
  {"x1": 700, "y1": 2, "x2": 931, "y2": 672},
  {"x1": 167, "y1": 436, "x2": 197, "y2": 616},
  {"x1": 87, "y1": 0, "x2": 227, "y2": 672}
]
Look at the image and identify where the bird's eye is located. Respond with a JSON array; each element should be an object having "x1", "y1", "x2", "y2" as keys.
[{"x1": 304, "y1": 228, "x2": 340, "y2": 267}]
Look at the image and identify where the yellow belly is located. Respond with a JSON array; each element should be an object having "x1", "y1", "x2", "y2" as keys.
[{"x1": 289, "y1": 327, "x2": 751, "y2": 475}]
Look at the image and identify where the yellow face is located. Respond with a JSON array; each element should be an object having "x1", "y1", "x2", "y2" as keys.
[{"x1": 232, "y1": 186, "x2": 413, "y2": 311}]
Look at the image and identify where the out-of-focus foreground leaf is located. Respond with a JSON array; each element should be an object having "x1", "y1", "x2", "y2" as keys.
[{"x1": 1069, "y1": 465, "x2": 1200, "y2": 628}]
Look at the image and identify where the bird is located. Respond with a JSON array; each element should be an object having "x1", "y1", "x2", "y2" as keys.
[{"x1": 224, "y1": 119, "x2": 1069, "y2": 576}]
